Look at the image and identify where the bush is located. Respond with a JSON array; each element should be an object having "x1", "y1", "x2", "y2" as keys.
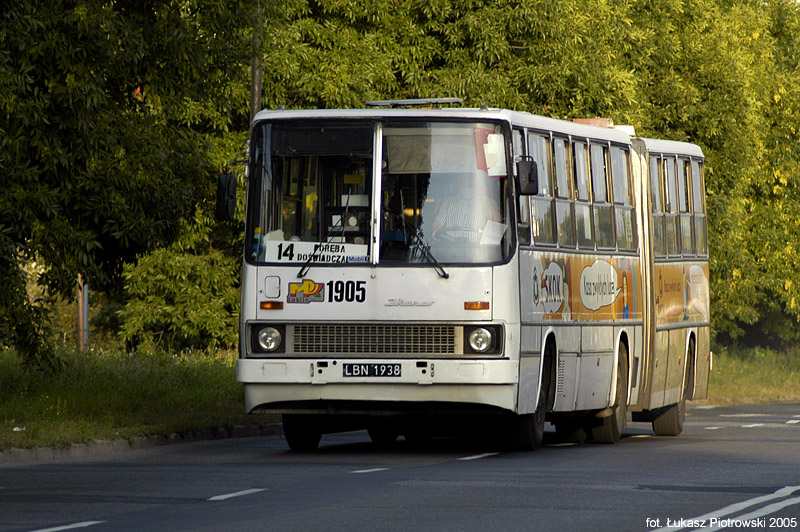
[{"x1": 118, "y1": 248, "x2": 240, "y2": 351}]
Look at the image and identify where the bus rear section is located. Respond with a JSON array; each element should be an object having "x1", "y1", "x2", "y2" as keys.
[{"x1": 630, "y1": 138, "x2": 711, "y2": 436}]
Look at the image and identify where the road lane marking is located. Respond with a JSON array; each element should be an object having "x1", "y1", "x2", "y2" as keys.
[
  {"x1": 652, "y1": 485, "x2": 800, "y2": 532},
  {"x1": 704, "y1": 426, "x2": 721, "y2": 430},
  {"x1": 351, "y1": 468, "x2": 390, "y2": 474},
  {"x1": 689, "y1": 496, "x2": 800, "y2": 532},
  {"x1": 207, "y1": 488, "x2": 266, "y2": 501},
  {"x1": 719, "y1": 414, "x2": 772, "y2": 418},
  {"x1": 787, "y1": 419, "x2": 799, "y2": 424},
  {"x1": 457, "y1": 452, "x2": 499, "y2": 461},
  {"x1": 741, "y1": 423, "x2": 765, "y2": 428},
  {"x1": 30, "y1": 522, "x2": 104, "y2": 532}
]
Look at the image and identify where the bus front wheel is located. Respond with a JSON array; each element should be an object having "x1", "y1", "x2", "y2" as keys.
[
  {"x1": 507, "y1": 382, "x2": 547, "y2": 451},
  {"x1": 367, "y1": 419, "x2": 400, "y2": 444},
  {"x1": 282, "y1": 414, "x2": 322, "y2": 451}
]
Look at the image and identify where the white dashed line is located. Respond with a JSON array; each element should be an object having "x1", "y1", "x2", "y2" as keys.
[
  {"x1": 719, "y1": 413, "x2": 772, "y2": 418},
  {"x1": 651, "y1": 485, "x2": 800, "y2": 532},
  {"x1": 741, "y1": 423, "x2": 765, "y2": 428},
  {"x1": 457, "y1": 452, "x2": 499, "y2": 461},
  {"x1": 691, "y1": 496, "x2": 800, "y2": 532},
  {"x1": 351, "y1": 468, "x2": 390, "y2": 474},
  {"x1": 207, "y1": 488, "x2": 266, "y2": 501},
  {"x1": 29, "y1": 522, "x2": 105, "y2": 532}
]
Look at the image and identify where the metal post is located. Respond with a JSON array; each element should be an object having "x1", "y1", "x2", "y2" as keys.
[
  {"x1": 249, "y1": 0, "x2": 264, "y2": 124},
  {"x1": 77, "y1": 274, "x2": 89, "y2": 352}
]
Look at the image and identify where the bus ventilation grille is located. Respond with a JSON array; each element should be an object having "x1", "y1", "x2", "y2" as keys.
[{"x1": 293, "y1": 325, "x2": 457, "y2": 355}]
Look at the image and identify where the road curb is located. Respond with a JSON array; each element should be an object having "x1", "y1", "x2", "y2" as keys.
[{"x1": 0, "y1": 423, "x2": 284, "y2": 465}]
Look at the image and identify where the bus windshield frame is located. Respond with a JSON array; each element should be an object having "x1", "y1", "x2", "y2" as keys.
[{"x1": 244, "y1": 119, "x2": 514, "y2": 267}]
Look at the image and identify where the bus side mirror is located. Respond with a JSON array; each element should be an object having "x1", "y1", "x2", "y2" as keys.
[
  {"x1": 215, "y1": 173, "x2": 237, "y2": 221},
  {"x1": 517, "y1": 159, "x2": 538, "y2": 195}
]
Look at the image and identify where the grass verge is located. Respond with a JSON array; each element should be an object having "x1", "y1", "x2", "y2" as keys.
[
  {"x1": 0, "y1": 347, "x2": 277, "y2": 452},
  {"x1": 2, "y1": 343, "x2": 799, "y2": 452},
  {"x1": 706, "y1": 343, "x2": 800, "y2": 404}
]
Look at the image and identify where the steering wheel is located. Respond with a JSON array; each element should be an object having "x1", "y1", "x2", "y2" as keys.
[{"x1": 436, "y1": 226, "x2": 482, "y2": 242}]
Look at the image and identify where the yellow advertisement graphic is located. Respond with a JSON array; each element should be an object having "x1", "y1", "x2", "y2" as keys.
[
  {"x1": 532, "y1": 255, "x2": 640, "y2": 322},
  {"x1": 655, "y1": 263, "x2": 709, "y2": 324}
]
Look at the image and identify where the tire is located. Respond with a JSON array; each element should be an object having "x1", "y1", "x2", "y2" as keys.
[
  {"x1": 508, "y1": 401, "x2": 545, "y2": 451},
  {"x1": 592, "y1": 343, "x2": 629, "y2": 444},
  {"x1": 653, "y1": 338, "x2": 693, "y2": 436},
  {"x1": 282, "y1": 414, "x2": 322, "y2": 451},
  {"x1": 367, "y1": 420, "x2": 400, "y2": 444},
  {"x1": 652, "y1": 400, "x2": 685, "y2": 436},
  {"x1": 553, "y1": 420, "x2": 588, "y2": 445},
  {"x1": 507, "y1": 350, "x2": 549, "y2": 451}
]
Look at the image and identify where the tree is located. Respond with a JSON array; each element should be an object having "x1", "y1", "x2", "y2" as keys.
[{"x1": 0, "y1": 0, "x2": 250, "y2": 368}]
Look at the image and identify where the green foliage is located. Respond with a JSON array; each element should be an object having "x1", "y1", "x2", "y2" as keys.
[
  {"x1": 0, "y1": 0, "x2": 251, "y2": 368},
  {"x1": 260, "y1": 0, "x2": 641, "y2": 114},
  {"x1": 6, "y1": 0, "x2": 800, "y2": 358},
  {"x1": 118, "y1": 247, "x2": 240, "y2": 351}
]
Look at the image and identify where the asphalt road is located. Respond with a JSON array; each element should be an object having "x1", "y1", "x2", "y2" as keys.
[{"x1": 1, "y1": 403, "x2": 799, "y2": 532}]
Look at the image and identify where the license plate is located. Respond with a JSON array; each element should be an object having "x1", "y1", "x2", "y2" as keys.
[{"x1": 343, "y1": 363, "x2": 402, "y2": 377}]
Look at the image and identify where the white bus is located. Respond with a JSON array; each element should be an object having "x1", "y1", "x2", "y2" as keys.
[{"x1": 221, "y1": 99, "x2": 710, "y2": 451}]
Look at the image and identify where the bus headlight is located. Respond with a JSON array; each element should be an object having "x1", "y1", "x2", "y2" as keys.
[
  {"x1": 257, "y1": 327, "x2": 282, "y2": 352},
  {"x1": 467, "y1": 327, "x2": 493, "y2": 353}
]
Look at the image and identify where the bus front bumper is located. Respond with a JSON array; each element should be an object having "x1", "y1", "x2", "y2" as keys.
[{"x1": 236, "y1": 358, "x2": 520, "y2": 414}]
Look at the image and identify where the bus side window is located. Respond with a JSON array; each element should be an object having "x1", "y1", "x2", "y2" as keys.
[
  {"x1": 513, "y1": 128, "x2": 531, "y2": 246},
  {"x1": 650, "y1": 156, "x2": 666, "y2": 257},
  {"x1": 663, "y1": 156, "x2": 680, "y2": 256},
  {"x1": 692, "y1": 160, "x2": 708, "y2": 255},
  {"x1": 553, "y1": 137, "x2": 575, "y2": 247},
  {"x1": 679, "y1": 158, "x2": 695, "y2": 255},
  {"x1": 573, "y1": 140, "x2": 593, "y2": 249},
  {"x1": 529, "y1": 132, "x2": 556, "y2": 245},
  {"x1": 590, "y1": 143, "x2": 615, "y2": 249},
  {"x1": 611, "y1": 146, "x2": 635, "y2": 251}
]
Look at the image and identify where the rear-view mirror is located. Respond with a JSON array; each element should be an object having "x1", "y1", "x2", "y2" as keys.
[
  {"x1": 215, "y1": 173, "x2": 237, "y2": 221},
  {"x1": 517, "y1": 159, "x2": 538, "y2": 195}
]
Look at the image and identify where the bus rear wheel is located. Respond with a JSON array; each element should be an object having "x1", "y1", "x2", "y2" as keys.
[
  {"x1": 652, "y1": 400, "x2": 685, "y2": 436},
  {"x1": 282, "y1": 414, "x2": 322, "y2": 451},
  {"x1": 592, "y1": 344, "x2": 628, "y2": 443},
  {"x1": 653, "y1": 338, "x2": 693, "y2": 436}
]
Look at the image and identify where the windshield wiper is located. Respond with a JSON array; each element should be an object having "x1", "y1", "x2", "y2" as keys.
[
  {"x1": 297, "y1": 191, "x2": 353, "y2": 278},
  {"x1": 411, "y1": 227, "x2": 449, "y2": 279}
]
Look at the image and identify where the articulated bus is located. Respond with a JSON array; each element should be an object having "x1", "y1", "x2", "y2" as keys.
[{"x1": 221, "y1": 99, "x2": 711, "y2": 451}]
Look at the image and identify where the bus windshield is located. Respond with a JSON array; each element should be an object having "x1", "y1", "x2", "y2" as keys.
[{"x1": 245, "y1": 120, "x2": 510, "y2": 265}]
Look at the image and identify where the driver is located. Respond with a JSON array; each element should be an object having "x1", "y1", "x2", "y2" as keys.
[{"x1": 431, "y1": 180, "x2": 501, "y2": 243}]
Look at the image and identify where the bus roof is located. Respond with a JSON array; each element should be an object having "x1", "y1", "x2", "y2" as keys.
[
  {"x1": 635, "y1": 137, "x2": 704, "y2": 159},
  {"x1": 252, "y1": 107, "x2": 634, "y2": 144}
]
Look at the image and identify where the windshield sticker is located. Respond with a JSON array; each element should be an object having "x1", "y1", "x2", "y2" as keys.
[{"x1": 265, "y1": 241, "x2": 369, "y2": 264}]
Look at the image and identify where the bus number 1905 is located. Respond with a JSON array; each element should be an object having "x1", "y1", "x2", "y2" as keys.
[{"x1": 327, "y1": 280, "x2": 366, "y2": 303}]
